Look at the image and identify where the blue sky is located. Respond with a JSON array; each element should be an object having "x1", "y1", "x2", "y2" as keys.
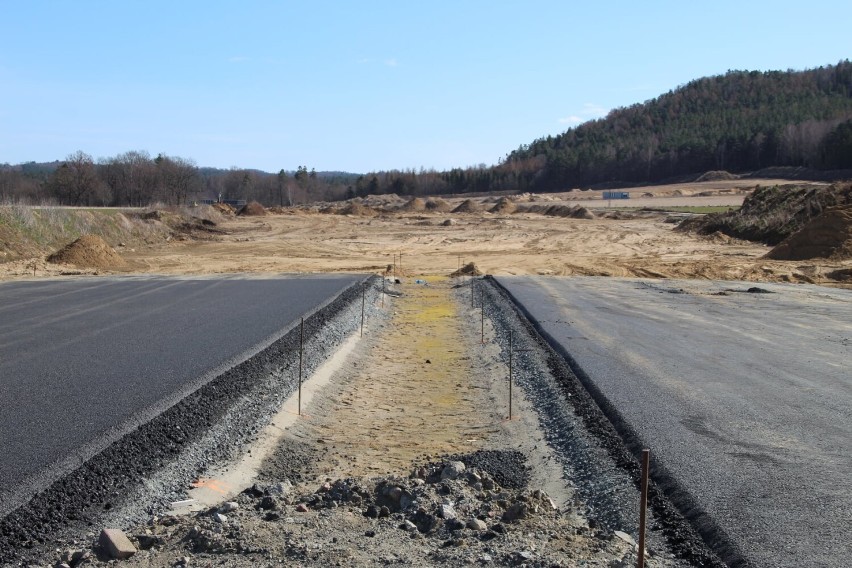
[{"x1": 1, "y1": 1, "x2": 850, "y2": 173}]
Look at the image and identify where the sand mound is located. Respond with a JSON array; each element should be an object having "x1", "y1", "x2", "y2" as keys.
[
  {"x1": 212, "y1": 202, "x2": 236, "y2": 215},
  {"x1": 362, "y1": 193, "x2": 404, "y2": 209},
  {"x1": 696, "y1": 170, "x2": 738, "y2": 182},
  {"x1": 452, "y1": 199, "x2": 484, "y2": 213},
  {"x1": 547, "y1": 205, "x2": 595, "y2": 219},
  {"x1": 47, "y1": 234, "x2": 127, "y2": 270},
  {"x1": 490, "y1": 197, "x2": 516, "y2": 214},
  {"x1": 679, "y1": 182, "x2": 852, "y2": 244},
  {"x1": 237, "y1": 202, "x2": 267, "y2": 216},
  {"x1": 522, "y1": 204, "x2": 595, "y2": 219},
  {"x1": 424, "y1": 198, "x2": 452, "y2": 212},
  {"x1": 339, "y1": 202, "x2": 379, "y2": 216},
  {"x1": 400, "y1": 197, "x2": 427, "y2": 212},
  {"x1": 765, "y1": 206, "x2": 852, "y2": 260},
  {"x1": 450, "y1": 262, "x2": 483, "y2": 277}
]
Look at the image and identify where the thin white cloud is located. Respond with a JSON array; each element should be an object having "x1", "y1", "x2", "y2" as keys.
[
  {"x1": 227, "y1": 56, "x2": 250, "y2": 63},
  {"x1": 557, "y1": 103, "x2": 608, "y2": 125},
  {"x1": 384, "y1": 58, "x2": 398, "y2": 67}
]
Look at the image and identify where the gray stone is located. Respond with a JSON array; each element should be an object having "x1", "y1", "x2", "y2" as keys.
[
  {"x1": 466, "y1": 518, "x2": 488, "y2": 531},
  {"x1": 99, "y1": 528, "x2": 137, "y2": 560},
  {"x1": 439, "y1": 503, "x2": 457, "y2": 520},
  {"x1": 441, "y1": 461, "x2": 466, "y2": 480},
  {"x1": 267, "y1": 480, "x2": 293, "y2": 495},
  {"x1": 213, "y1": 513, "x2": 228, "y2": 523},
  {"x1": 220, "y1": 501, "x2": 239, "y2": 512},
  {"x1": 502, "y1": 502, "x2": 528, "y2": 522},
  {"x1": 136, "y1": 533, "x2": 166, "y2": 549},
  {"x1": 614, "y1": 530, "x2": 637, "y2": 547}
]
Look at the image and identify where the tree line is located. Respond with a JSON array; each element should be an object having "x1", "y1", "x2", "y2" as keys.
[
  {"x1": 0, "y1": 152, "x2": 358, "y2": 206},
  {"x1": 502, "y1": 60, "x2": 852, "y2": 192}
]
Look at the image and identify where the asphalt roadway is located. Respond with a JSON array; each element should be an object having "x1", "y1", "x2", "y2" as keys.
[
  {"x1": 497, "y1": 276, "x2": 851, "y2": 568},
  {"x1": 0, "y1": 274, "x2": 362, "y2": 516}
]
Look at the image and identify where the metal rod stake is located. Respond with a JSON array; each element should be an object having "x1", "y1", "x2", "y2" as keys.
[
  {"x1": 298, "y1": 317, "x2": 304, "y2": 416},
  {"x1": 360, "y1": 288, "x2": 365, "y2": 337},
  {"x1": 638, "y1": 449, "x2": 650, "y2": 568},
  {"x1": 509, "y1": 331, "x2": 513, "y2": 420}
]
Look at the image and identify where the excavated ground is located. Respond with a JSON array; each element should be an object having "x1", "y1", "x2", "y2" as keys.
[{"x1": 10, "y1": 278, "x2": 713, "y2": 567}]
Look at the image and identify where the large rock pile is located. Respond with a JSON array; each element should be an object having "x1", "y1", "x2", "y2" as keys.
[{"x1": 51, "y1": 452, "x2": 653, "y2": 567}]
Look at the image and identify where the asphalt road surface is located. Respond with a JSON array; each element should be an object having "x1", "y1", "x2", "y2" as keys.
[
  {"x1": 0, "y1": 274, "x2": 362, "y2": 515},
  {"x1": 497, "y1": 276, "x2": 851, "y2": 568}
]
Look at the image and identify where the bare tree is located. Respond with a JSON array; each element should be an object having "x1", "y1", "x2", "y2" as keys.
[
  {"x1": 155, "y1": 154, "x2": 201, "y2": 205},
  {"x1": 48, "y1": 151, "x2": 105, "y2": 205}
]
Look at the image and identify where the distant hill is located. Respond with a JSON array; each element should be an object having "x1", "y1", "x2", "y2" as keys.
[{"x1": 501, "y1": 60, "x2": 852, "y2": 192}]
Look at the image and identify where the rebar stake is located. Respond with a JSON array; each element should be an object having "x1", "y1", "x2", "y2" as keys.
[
  {"x1": 638, "y1": 449, "x2": 650, "y2": 568},
  {"x1": 298, "y1": 317, "x2": 304, "y2": 416},
  {"x1": 507, "y1": 329, "x2": 531, "y2": 420},
  {"x1": 360, "y1": 288, "x2": 365, "y2": 337},
  {"x1": 509, "y1": 331, "x2": 514, "y2": 420}
]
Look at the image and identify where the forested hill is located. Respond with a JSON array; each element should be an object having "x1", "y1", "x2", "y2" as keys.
[{"x1": 502, "y1": 61, "x2": 852, "y2": 192}]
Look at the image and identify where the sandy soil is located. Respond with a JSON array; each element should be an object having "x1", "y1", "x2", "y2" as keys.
[
  {"x1": 1, "y1": 180, "x2": 847, "y2": 286},
  {"x1": 101, "y1": 209, "x2": 848, "y2": 287}
]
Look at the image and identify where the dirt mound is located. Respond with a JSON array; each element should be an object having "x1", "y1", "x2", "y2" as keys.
[
  {"x1": 522, "y1": 204, "x2": 595, "y2": 219},
  {"x1": 339, "y1": 202, "x2": 379, "y2": 216},
  {"x1": 424, "y1": 198, "x2": 452, "y2": 212},
  {"x1": 361, "y1": 193, "x2": 404, "y2": 209},
  {"x1": 678, "y1": 182, "x2": 852, "y2": 244},
  {"x1": 46, "y1": 234, "x2": 127, "y2": 269},
  {"x1": 450, "y1": 262, "x2": 483, "y2": 277},
  {"x1": 400, "y1": 197, "x2": 426, "y2": 212},
  {"x1": 237, "y1": 202, "x2": 267, "y2": 216},
  {"x1": 547, "y1": 205, "x2": 595, "y2": 219},
  {"x1": 696, "y1": 170, "x2": 738, "y2": 182},
  {"x1": 212, "y1": 202, "x2": 236, "y2": 215},
  {"x1": 452, "y1": 199, "x2": 484, "y2": 213},
  {"x1": 765, "y1": 206, "x2": 852, "y2": 260},
  {"x1": 490, "y1": 197, "x2": 516, "y2": 214}
]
